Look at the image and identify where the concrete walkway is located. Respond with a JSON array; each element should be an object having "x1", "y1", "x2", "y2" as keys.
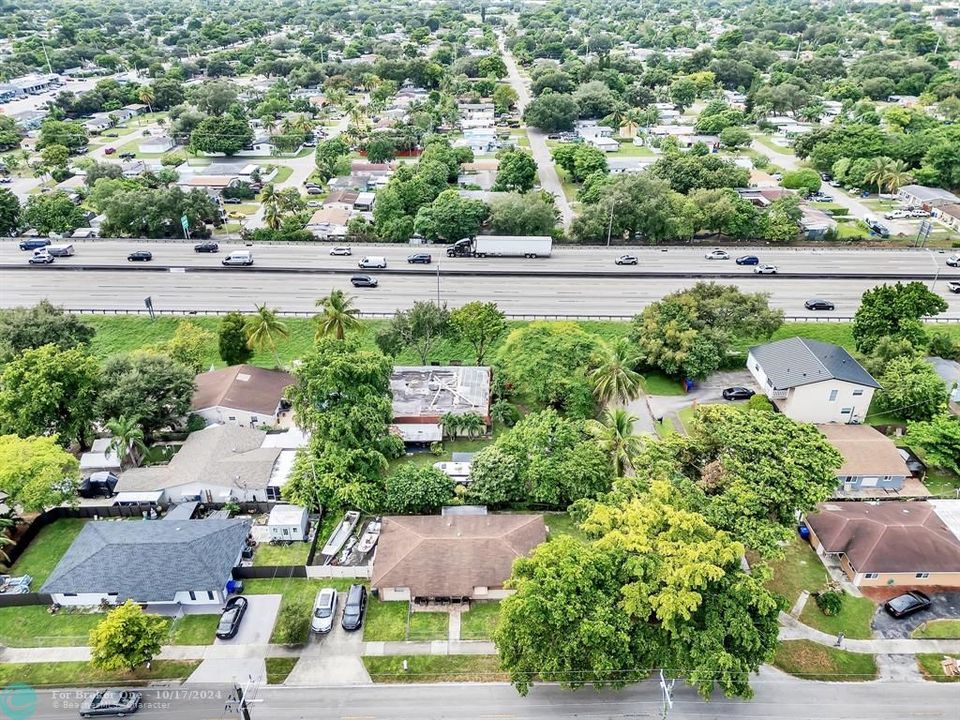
[
  {"x1": 778, "y1": 612, "x2": 960, "y2": 654},
  {"x1": 363, "y1": 640, "x2": 496, "y2": 657},
  {"x1": 448, "y1": 609, "x2": 462, "y2": 642}
]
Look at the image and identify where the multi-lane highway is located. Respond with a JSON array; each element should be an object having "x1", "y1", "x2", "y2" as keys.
[{"x1": 20, "y1": 674, "x2": 960, "y2": 719}]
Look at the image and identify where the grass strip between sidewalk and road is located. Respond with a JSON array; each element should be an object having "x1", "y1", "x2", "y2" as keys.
[
  {"x1": 0, "y1": 660, "x2": 200, "y2": 687},
  {"x1": 265, "y1": 657, "x2": 298, "y2": 685},
  {"x1": 916, "y1": 654, "x2": 960, "y2": 682},
  {"x1": 363, "y1": 655, "x2": 507, "y2": 683},
  {"x1": 772, "y1": 640, "x2": 877, "y2": 682}
]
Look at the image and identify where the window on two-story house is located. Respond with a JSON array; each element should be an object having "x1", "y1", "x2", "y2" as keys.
[
  {"x1": 828, "y1": 389, "x2": 838, "y2": 402},
  {"x1": 853, "y1": 389, "x2": 864, "y2": 396},
  {"x1": 841, "y1": 407, "x2": 852, "y2": 414}
]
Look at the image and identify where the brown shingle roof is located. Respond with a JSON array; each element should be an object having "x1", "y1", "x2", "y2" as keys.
[
  {"x1": 806, "y1": 501, "x2": 960, "y2": 573},
  {"x1": 371, "y1": 514, "x2": 546, "y2": 597},
  {"x1": 323, "y1": 190, "x2": 359, "y2": 206},
  {"x1": 817, "y1": 424, "x2": 910, "y2": 477},
  {"x1": 192, "y1": 365, "x2": 295, "y2": 415}
]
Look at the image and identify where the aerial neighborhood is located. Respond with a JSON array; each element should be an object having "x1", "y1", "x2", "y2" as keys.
[{"x1": 0, "y1": 0, "x2": 958, "y2": 717}]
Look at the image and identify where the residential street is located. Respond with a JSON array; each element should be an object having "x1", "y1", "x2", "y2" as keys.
[{"x1": 500, "y1": 35, "x2": 575, "y2": 229}]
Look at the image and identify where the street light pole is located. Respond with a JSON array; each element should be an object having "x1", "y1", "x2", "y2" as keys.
[{"x1": 436, "y1": 262, "x2": 441, "y2": 305}]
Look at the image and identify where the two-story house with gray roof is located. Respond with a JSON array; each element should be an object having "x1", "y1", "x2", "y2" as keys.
[{"x1": 747, "y1": 337, "x2": 880, "y2": 424}]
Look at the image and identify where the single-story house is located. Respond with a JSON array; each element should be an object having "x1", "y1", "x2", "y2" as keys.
[
  {"x1": 267, "y1": 504, "x2": 309, "y2": 542},
  {"x1": 609, "y1": 157, "x2": 654, "y2": 174},
  {"x1": 372, "y1": 514, "x2": 546, "y2": 601},
  {"x1": 932, "y1": 203, "x2": 960, "y2": 232},
  {"x1": 192, "y1": 364, "x2": 295, "y2": 428},
  {"x1": 307, "y1": 206, "x2": 352, "y2": 239},
  {"x1": 899, "y1": 185, "x2": 960, "y2": 209},
  {"x1": 800, "y1": 206, "x2": 838, "y2": 239},
  {"x1": 575, "y1": 120, "x2": 614, "y2": 140},
  {"x1": 117, "y1": 424, "x2": 295, "y2": 504},
  {"x1": 817, "y1": 424, "x2": 911, "y2": 493},
  {"x1": 588, "y1": 136, "x2": 621, "y2": 152},
  {"x1": 804, "y1": 500, "x2": 960, "y2": 588},
  {"x1": 139, "y1": 135, "x2": 176, "y2": 154},
  {"x1": 40, "y1": 513, "x2": 251, "y2": 607},
  {"x1": 323, "y1": 190, "x2": 359, "y2": 211},
  {"x1": 390, "y1": 366, "x2": 492, "y2": 445},
  {"x1": 354, "y1": 191, "x2": 375, "y2": 211},
  {"x1": 83, "y1": 115, "x2": 112, "y2": 134},
  {"x1": 747, "y1": 337, "x2": 880, "y2": 424},
  {"x1": 178, "y1": 175, "x2": 240, "y2": 191}
]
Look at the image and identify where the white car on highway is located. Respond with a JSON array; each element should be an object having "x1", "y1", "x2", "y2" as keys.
[
  {"x1": 704, "y1": 249, "x2": 730, "y2": 260},
  {"x1": 753, "y1": 264, "x2": 778, "y2": 274},
  {"x1": 947, "y1": 281, "x2": 960, "y2": 294},
  {"x1": 947, "y1": 255, "x2": 960, "y2": 268}
]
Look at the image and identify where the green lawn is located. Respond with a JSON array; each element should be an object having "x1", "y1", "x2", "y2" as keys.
[
  {"x1": 917, "y1": 653, "x2": 960, "y2": 682},
  {"x1": 772, "y1": 640, "x2": 877, "y2": 682},
  {"x1": 544, "y1": 512, "x2": 588, "y2": 543},
  {"x1": 167, "y1": 614, "x2": 219, "y2": 645},
  {"x1": 265, "y1": 657, "x2": 298, "y2": 684},
  {"x1": 676, "y1": 405, "x2": 698, "y2": 434},
  {"x1": 0, "y1": 607, "x2": 104, "y2": 647},
  {"x1": 252, "y1": 541, "x2": 312, "y2": 567},
  {"x1": 389, "y1": 437, "x2": 491, "y2": 471},
  {"x1": 408, "y1": 611, "x2": 449, "y2": 641},
  {"x1": 363, "y1": 598, "x2": 408, "y2": 641},
  {"x1": 752, "y1": 134, "x2": 794, "y2": 155},
  {"x1": 460, "y1": 601, "x2": 500, "y2": 640},
  {"x1": 641, "y1": 372, "x2": 685, "y2": 396},
  {"x1": 764, "y1": 534, "x2": 829, "y2": 609},
  {"x1": 609, "y1": 142, "x2": 654, "y2": 157},
  {"x1": 923, "y1": 470, "x2": 960, "y2": 497},
  {"x1": 6, "y1": 519, "x2": 87, "y2": 584},
  {"x1": 363, "y1": 655, "x2": 506, "y2": 683},
  {"x1": 264, "y1": 165, "x2": 294, "y2": 184},
  {"x1": 142, "y1": 442, "x2": 180, "y2": 466},
  {"x1": 913, "y1": 619, "x2": 960, "y2": 639},
  {"x1": 0, "y1": 660, "x2": 199, "y2": 687},
  {"x1": 799, "y1": 592, "x2": 876, "y2": 640}
]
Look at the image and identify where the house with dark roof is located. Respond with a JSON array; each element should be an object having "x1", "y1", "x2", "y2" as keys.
[
  {"x1": 747, "y1": 338, "x2": 880, "y2": 423},
  {"x1": 804, "y1": 500, "x2": 960, "y2": 588},
  {"x1": 192, "y1": 364, "x2": 295, "y2": 428},
  {"x1": 40, "y1": 513, "x2": 251, "y2": 607},
  {"x1": 371, "y1": 514, "x2": 545, "y2": 601},
  {"x1": 817, "y1": 424, "x2": 912, "y2": 495}
]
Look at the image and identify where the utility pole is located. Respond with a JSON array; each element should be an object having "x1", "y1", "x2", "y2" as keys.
[
  {"x1": 225, "y1": 674, "x2": 262, "y2": 720},
  {"x1": 659, "y1": 669, "x2": 675, "y2": 720},
  {"x1": 436, "y1": 262, "x2": 441, "y2": 305}
]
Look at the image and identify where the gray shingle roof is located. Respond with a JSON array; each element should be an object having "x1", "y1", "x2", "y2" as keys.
[
  {"x1": 749, "y1": 337, "x2": 880, "y2": 391},
  {"x1": 40, "y1": 517, "x2": 251, "y2": 602}
]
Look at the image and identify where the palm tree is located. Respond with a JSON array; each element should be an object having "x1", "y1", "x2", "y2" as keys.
[
  {"x1": 863, "y1": 156, "x2": 893, "y2": 197},
  {"x1": 138, "y1": 85, "x2": 155, "y2": 115},
  {"x1": 105, "y1": 415, "x2": 148, "y2": 467},
  {"x1": 315, "y1": 289, "x2": 361, "y2": 340},
  {"x1": 590, "y1": 339, "x2": 644, "y2": 406},
  {"x1": 603, "y1": 108, "x2": 628, "y2": 136},
  {"x1": 586, "y1": 407, "x2": 643, "y2": 477},
  {"x1": 245, "y1": 304, "x2": 289, "y2": 368},
  {"x1": 620, "y1": 109, "x2": 643, "y2": 139},
  {"x1": 261, "y1": 116, "x2": 278, "y2": 135},
  {"x1": 261, "y1": 183, "x2": 283, "y2": 230},
  {"x1": 459, "y1": 413, "x2": 486, "y2": 439},
  {"x1": 440, "y1": 413, "x2": 464, "y2": 440},
  {"x1": 883, "y1": 159, "x2": 912, "y2": 194}
]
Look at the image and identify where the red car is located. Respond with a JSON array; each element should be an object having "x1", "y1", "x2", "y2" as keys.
[{"x1": 104, "y1": 147, "x2": 116, "y2": 155}]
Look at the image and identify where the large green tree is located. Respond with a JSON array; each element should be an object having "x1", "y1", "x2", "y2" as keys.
[
  {"x1": 906, "y1": 414, "x2": 960, "y2": 476},
  {"x1": 0, "y1": 301, "x2": 94, "y2": 360},
  {"x1": 492, "y1": 149, "x2": 537, "y2": 193},
  {"x1": 450, "y1": 301, "x2": 507, "y2": 365},
  {"x1": 376, "y1": 301, "x2": 452, "y2": 365},
  {"x1": 413, "y1": 189, "x2": 489, "y2": 243},
  {"x1": 630, "y1": 283, "x2": 783, "y2": 380},
  {"x1": 385, "y1": 465, "x2": 455, "y2": 514},
  {"x1": 95, "y1": 353, "x2": 195, "y2": 438},
  {"x1": 0, "y1": 344, "x2": 100, "y2": 445},
  {"x1": 875, "y1": 356, "x2": 948, "y2": 422},
  {"x1": 489, "y1": 192, "x2": 558, "y2": 237},
  {"x1": 0, "y1": 434, "x2": 80, "y2": 511},
  {"x1": 21, "y1": 191, "x2": 87, "y2": 234},
  {"x1": 189, "y1": 114, "x2": 253, "y2": 155},
  {"x1": 218, "y1": 312, "x2": 252, "y2": 366},
  {"x1": 523, "y1": 91, "x2": 579, "y2": 132},
  {"x1": 90, "y1": 601, "x2": 167, "y2": 672},
  {"x1": 852, "y1": 282, "x2": 948, "y2": 354},
  {"x1": 0, "y1": 188, "x2": 20, "y2": 235}
]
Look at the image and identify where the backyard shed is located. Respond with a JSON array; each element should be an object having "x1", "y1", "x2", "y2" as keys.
[{"x1": 267, "y1": 504, "x2": 309, "y2": 542}]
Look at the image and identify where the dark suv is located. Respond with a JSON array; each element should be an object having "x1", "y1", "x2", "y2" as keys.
[
  {"x1": 19, "y1": 238, "x2": 50, "y2": 251},
  {"x1": 407, "y1": 253, "x2": 432, "y2": 264},
  {"x1": 351, "y1": 274, "x2": 378, "y2": 288},
  {"x1": 341, "y1": 584, "x2": 367, "y2": 631}
]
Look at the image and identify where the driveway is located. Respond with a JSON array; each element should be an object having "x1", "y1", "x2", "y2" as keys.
[
  {"x1": 215, "y1": 594, "x2": 282, "y2": 646},
  {"x1": 284, "y1": 617, "x2": 370, "y2": 686},
  {"x1": 648, "y1": 369, "x2": 758, "y2": 417},
  {"x1": 870, "y1": 590, "x2": 960, "y2": 639}
]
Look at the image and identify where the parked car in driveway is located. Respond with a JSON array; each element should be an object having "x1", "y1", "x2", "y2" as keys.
[
  {"x1": 127, "y1": 250, "x2": 152, "y2": 262},
  {"x1": 104, "y1": 147, "x2": 116, "y2": 155},
  {"x1": 736, "y1": 255, "x2": 759, "y2": 265},
  {"x1": 193, "y1": 241, "x2": 219, "y2": 253},
  {"x1": 306, "y1": 187, "x2": 323, "y2": 195},
  {"x1": 615, "y1": 255, "x2": 638, "y2": 265},
  {"x1": 704, "y1": 249, "x2": 730, "y2": 260},
  {"x1": 754, "y1": 264, "x2": 778, "y2": 274},
  {"x1": 311, "y1": 587, "x2": 338, "y2": 634},
  {"x1": 884, "y1": 591, "x2": 931, "y2": 619},
  {"x1": 722, "y1": 387, "x2": 755, "y2": 401},
  {"x1": 407, "y1": 252, "x2": 432, "y2": 264},
  {"x1": 216, "y1": 596, "x2": 248, "y2": 639},
  {"x1": 330, "y1": 246, "x2": 352, "y2": 256},
  {"x1": 79, "y1": 689, "x2": 141, "y2": 717},
  {"x1": 947, "y1": 281, "x2": 960, "y2": 294},
  {"x1": 884, "y1": 209, "x2": 910, "y2": 220},
  {"x1": 804, "y1": 298, "x2": 835, "y2": 311},
  {"x1": 341, "y1": 584, "x2": 367, "y2": 632},
  {"x1": 351, "y1": 274, "x2": 378, "y2": 288}
]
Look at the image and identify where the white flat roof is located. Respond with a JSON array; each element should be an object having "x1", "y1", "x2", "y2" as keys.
[
  {"x1": 392, "y1": 423, "x2": 442, "y2": 442},
  {"x1": 268, "y1": 504, "x2": 308, "y2": 526},
  {"x1": 930, "y1": 500, "x2": 960, "y2": 541},
  {"x1": 267, "y1": 449, "x2": 297, "y2": 488}
]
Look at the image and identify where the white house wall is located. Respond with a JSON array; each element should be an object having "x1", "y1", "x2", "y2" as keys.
[
  {"x1": 196, "y1": 405, "x2": 276, "y2": 428},
  {"x1": 780, "y1": 381, "x2": 874, "y2": 424},
  {"x1": 165, "y1": 481, "x2": 266, "y2": 503}
]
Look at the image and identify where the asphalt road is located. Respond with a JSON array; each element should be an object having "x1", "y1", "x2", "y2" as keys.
[
  {"x1": 20, "y1": 675, "x2": 960, "y2": 719},
  {"x1": 500, "y1": 36, "x2": 575, "y2": 229},
  {"x1": 3, "y1": 240, "x2": 958, "y2": 277},
  {"x1": 3, "y1": 266, "x2": 959, "y2": 318}
]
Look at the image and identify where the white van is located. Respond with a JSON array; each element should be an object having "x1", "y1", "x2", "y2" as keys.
[
  {"x1": 358, "y1": 256, "x2": 387, "y2": 269},
  {"x1": 47, "y1": 244, "x2": 75, "y2": 257},
  {"x1": 222, "y1": 250, "x2": 254, "y2": 266}
]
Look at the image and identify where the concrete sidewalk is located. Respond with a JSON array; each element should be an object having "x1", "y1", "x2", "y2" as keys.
[
  {"x1": 364, "y1": 640, "x2": 496, "y2": 657},
  {"x1": 778, "y1": 612, "x2": 960, "y2": 654}
]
